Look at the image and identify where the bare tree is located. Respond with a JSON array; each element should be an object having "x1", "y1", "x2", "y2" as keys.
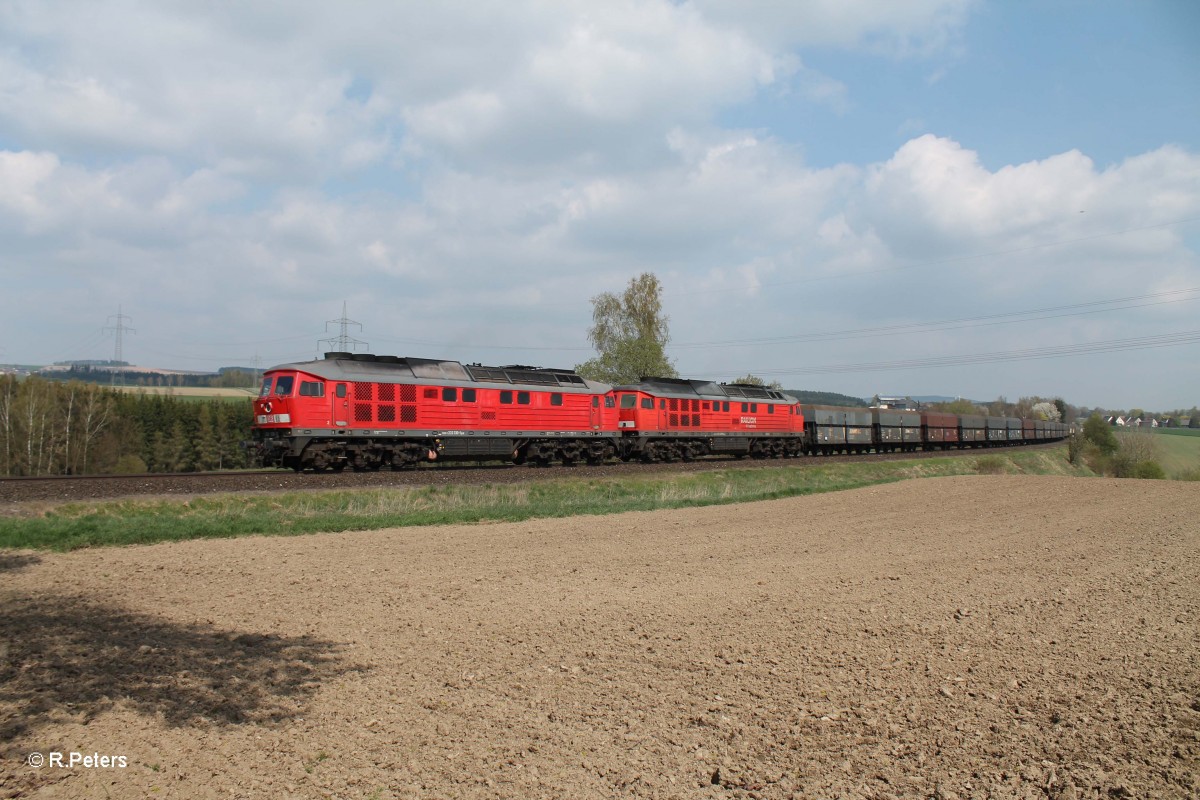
[
  {"x1": 62, "y1": 384, "x2": 76, "y2": 474},
  {"x1": 78, "y1": 386, "x2": 113, "y2": 474},
  {"x1": 1115, "y1": 429, "x2": 1160, "y2": 463},
  {"x1": 0, "y1": 377, "x2": 15, "y2": 476}
]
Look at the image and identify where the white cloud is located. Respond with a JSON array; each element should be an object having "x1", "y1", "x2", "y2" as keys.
[
  {"x1": 2, "y1": 2, "x2": 1197, "y2": 407},
  {"x1": 854, "y1": 136, "x2": 1200, "y2": 269}
]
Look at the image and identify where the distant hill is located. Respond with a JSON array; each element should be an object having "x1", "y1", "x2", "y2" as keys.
[{"x1": 782, "y1": 389, "x2": 868, "y2": 407}]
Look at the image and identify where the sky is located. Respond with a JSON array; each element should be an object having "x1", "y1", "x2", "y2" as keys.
[{"x1": 1, "y1": 0, "x2": 1198, "y2": 411}]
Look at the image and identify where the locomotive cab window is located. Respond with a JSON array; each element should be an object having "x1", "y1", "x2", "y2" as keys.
[
  {"x1": 500, "y1": 391, "x2": 513, "y2": 404},
  {"x1": 462, "y1": 389, "x2": 476, "y2": 402},
  {"x1": 335, "y1": 383, "x2": 347, "y2": 398},
  {"x1": 605, "y1": 396, "x2": 615, "y2": 408},
  {"x1": 442, "y1": 388, "x2": 457, "y2": 402},
  {"x1": 259, "y1": 378, "x2": 273, "y2": 397},
  {"x1": 641, "y1": 398, "x2": 653, "y2": 410},
  {"x1": 299, "y1": 381, "x2": 325, "y2": 397},
  {"x1": 660, "y1": 400, "x2": 666, "y2": 410},
  {"x1": 274, "y1": 376, "x2": 294, "y2": 397},
  {"x1": 620, "y1": 394, "x2": 637, "y2": 409},
  {"x1": 517, "y1": 391, "x2": 530, "y2": 405},
  {"x1": 550, "y1": 393, "x2": 563, "y2": 406}
]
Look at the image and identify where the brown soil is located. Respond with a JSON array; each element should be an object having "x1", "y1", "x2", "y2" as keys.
[{"x1": 1, "y1": 475, "x2": 1197, "y2": 799}]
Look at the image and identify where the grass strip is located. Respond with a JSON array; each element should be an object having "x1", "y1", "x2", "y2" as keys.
[{"x1": 1, "y1": 447, "x2": 1085, "y2": 551}]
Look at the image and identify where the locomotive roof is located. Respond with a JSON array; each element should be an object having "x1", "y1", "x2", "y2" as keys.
[
  {"x1": 268, "y1": 353, "x2": 613, "y2": 393},
  {"x1": 616, "y1": 377, "x2": 797, "y2": 404}
]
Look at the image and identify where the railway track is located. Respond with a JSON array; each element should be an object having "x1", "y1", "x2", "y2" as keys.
[
  {"x1": 0, "y1": 443, "x2": 1061, "y2": 506},
  {"x1": 0, "y1": 469, "x2": 284, "y2": 483}
]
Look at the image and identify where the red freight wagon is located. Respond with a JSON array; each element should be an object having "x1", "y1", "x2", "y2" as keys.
[
  {"x1": 253, "y1": 353, "x2": 617, "y2": 471},
  {"x1": 614, "y1": 378, "x2": 804, "y2": 461},
  {"x1": 921, "y1": 411, "x2": 960, "y2": 449}
]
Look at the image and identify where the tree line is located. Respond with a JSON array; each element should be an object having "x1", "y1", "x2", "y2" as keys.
[
  {"x1": 0, "y1": 376, "x2": 254, "y2": 476},
  {"x1": 38, "y1": 364, "x2": 259, "y2": 389}
]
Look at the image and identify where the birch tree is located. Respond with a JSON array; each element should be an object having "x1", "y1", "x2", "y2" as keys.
[{"x1": 575, "y1": 272, "x2": 677, "y2": 384}]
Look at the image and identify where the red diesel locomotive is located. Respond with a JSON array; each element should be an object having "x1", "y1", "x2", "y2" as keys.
[
  {"x1": 251, "y1": 352, "x2": 1067, "y2": 472},
  {"x1": 254, "y1": 353, "x2": 616, "y2": 471}
]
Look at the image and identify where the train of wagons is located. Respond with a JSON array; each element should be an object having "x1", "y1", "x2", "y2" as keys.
[{"x1": 250, "y1": 352, "x2": 1071, "y2": 472}]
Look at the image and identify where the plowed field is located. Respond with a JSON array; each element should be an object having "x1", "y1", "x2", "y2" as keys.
[{"x1": 2, "y1": 476, "x2": 1197, "y2": 799}]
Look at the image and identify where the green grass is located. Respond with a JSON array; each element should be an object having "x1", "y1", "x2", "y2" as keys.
[
  {"x1": 1, "y1": 447, "x2": 1088, "y2": 552},
  {"x1": 1152, "y1": 428, "x2": 1200, "y2": 477},
  {"x1": 1155, "y1": 427, "x2": 1200, "y2": 437}
]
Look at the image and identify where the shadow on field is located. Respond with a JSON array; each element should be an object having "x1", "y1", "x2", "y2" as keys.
[
  {"x1": 0, "y1": 592, "x2": 363, "y2": 751},
  {"x1": 0, "y1": 552, "x2": 41, "y2": 572}
]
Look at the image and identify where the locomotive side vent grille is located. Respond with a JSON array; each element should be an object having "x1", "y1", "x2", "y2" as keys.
[
  {"x1": 681, "y1": 415, "x2": 691, "y2": 427},
  {"x1": 692, "y1": 414, "x2": 700, "y2": 426},
  {"x1": 378, "y1": 384, "x2": 396, "y2": 402},
  {"x1": 354, "y1": 404, "x2": 372, "y2": 422},
  {"x1": 354, "y1": 383, "x2": 373, "y2": 401},
  {"x1": 669, "y1": 413, "x2": 679, "y2": 426},
  {"x1": 468, "y1": 367, "x2": 509, "y2": 382},
  {"x1": 400, "y1": 385, "x2": 417, "y2": 402},
  {"x1": 669, "y1": 399, "x2": 679, "y2": 411},
  {"x1": 377, "y1": 406, "x2": 396, "y2": 422},
  {"x1": 506, "y1": 370, "x2": 558, "y2": 386},
  {"x1": 400, "y1": 405, "x2": 417, "y2": 423},
  {"x1": 481, "y1": 410, "x2": 497, "y2": 421}
]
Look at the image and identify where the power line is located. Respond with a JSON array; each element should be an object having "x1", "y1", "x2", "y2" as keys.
[
  {"x1": 671, "y1": 287, "x2": 1200, "y2": 350},
  {"x1": 367, "y1": 285, "x2": 1200, "y2": 354},
  {"x1": 664, "y1": 214, "x2": 1200, "y2": 299},
  {"x1": 710, "y1": 329, "x2": 1200, "y2": 378}
]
